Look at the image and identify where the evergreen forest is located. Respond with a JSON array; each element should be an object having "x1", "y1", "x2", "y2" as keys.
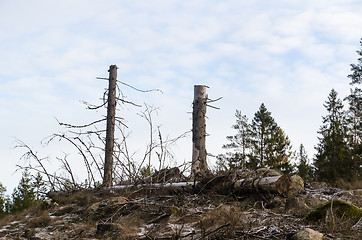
[{"x1": 218, "y1": 39, "x2": 362, "y2": 185}]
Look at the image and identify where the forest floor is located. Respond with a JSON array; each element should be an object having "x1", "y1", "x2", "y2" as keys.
[{"x1": 0, "y1": 180, "x2": 361, "y2": 239}]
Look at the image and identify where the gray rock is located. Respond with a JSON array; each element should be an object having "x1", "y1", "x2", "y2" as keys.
[
  {"x1": 291, "y1": 228, "x2": 323, "y2": 240},
  {"x1": 285, "y1": 196, "x2": 309, "y2": 214}
]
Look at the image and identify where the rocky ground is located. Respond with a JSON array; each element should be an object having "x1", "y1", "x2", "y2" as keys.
[{"x1": 0, "y1": 181, "x2": 361, "y2": 239}]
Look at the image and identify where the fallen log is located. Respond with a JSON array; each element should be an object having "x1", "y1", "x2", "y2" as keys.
[
  {"x1": 110, "y1": 174, "x2": 304, "y2": 197},
  {"x1": 196, "y1": 173, "x2": 304, "y2": 197},
  {"x1": 232, "y1": 174, "x2": 304, "y2": 197}
]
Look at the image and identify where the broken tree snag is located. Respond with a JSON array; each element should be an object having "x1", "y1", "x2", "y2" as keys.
[
  {"x1": 192, "y1": 85, "x2": 211, "y2": 180},
  {"x1": 233, "y1": 175, "x2": 304, "y2": 197},
  {"x1": 103, "y1": 65, "x2": 117, "y2": 187}
]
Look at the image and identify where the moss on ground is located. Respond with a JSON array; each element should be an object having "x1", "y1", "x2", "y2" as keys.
[{"x1": 306, "y1": 199, "x2": 362, "y2": 222}]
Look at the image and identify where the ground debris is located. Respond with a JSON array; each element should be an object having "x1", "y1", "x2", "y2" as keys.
[{"x1": 0, "y1": 180, "x2": 361, "y2": 239}]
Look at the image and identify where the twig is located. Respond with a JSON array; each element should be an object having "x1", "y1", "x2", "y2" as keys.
[
  {"x1": 96, "y1": 77, "x2": 163, "y2": 94},
  {"x1": 148, "y1": 212, "x2": 171, "y2": 224},
  {"x1": 55, "y1": 117, "x2": 106, "y2": 129},
  {"x1": 206, "y1": 104, "x2": 220, "y2": 109},
  {"x1": 116, "y1": 97, "x2": 142, "y2": 107},
  {"x1": 206, "y1": 96, "x2": 223, "y2": 103},
  {"x1": 204, "y1": 223, "x2": 230, "y2": 237},
  {"x1": 14, "y1": 139, "x2": 56, "y2": 191},
  {"x1": 118, "y1": 80, "x2": 163, "y2": 94}
]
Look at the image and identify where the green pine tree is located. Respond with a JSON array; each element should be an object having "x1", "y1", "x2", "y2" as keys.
[
  {"x1": 217, "y1": 110, "x2": 251, "y2": 170},
  {"x1": 314, "y1": 89, "x2": 352, "y2": 183},
  {"x1": 249, "y1": 103, "x2": 294, "y2": 172},
  {"x1": 218, "y1": 104, "x2": 294, "y2": 172},
  {"x1": 348, "y1": 38, "x2": 362, "y2": 85},
  {"x1": 296, "y1": 144, "x2": 313, "y2": 181},
  {"x1": 249, "y1": 103, "x2": 275, "y2": 168},
  {"x1": 345, "y1": 38, "x2": 362, "y2": 181},
  {"x1": 10, "y1": 169, "x2": 37, "y2": 213},
  {"x1": 0, "y1": 183, "x2": 10, "y2": 217}
]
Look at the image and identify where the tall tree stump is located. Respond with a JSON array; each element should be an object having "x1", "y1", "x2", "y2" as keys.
[
  {"x1": 192, "y1": 85, "x2": 210, "y2": 179},
  {"x1": 103, "y1": 65, "x2": 117, "y2": 187}
]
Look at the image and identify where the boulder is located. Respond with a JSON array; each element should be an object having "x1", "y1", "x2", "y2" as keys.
[{"x1": 291, "y1": 228, "x2": 323, "y2": 240}]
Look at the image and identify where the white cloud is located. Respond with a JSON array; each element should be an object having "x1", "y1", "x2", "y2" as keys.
[{"x1": 1, "y1": 0, "x2": 362, "y2": 191}]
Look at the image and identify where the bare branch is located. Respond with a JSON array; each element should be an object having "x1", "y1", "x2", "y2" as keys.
[
  {"x1": 55, "y1": 117, "x2": 107, "y2": 129},
  {"x1": 14, "y1": 139, "x2": 56, "y2": 191},
  {"x1": 116, "y1": 97, "x2": 142, "y2": 107},
  {"x1": 97, "y1": 77, "x2": 163, "y2": 94},
  {"x1": 81, "y1": 100, "x2": 107, "y2": 110},
  {"x1": 206, "y1": 104, "x2": 220, "y2": 110},
  {"x1": 206, "y1": 96, "x2": 223, "y2": 103},
  {"x1": 118, "y1": 80, "x2": 163, "y2": 94}
]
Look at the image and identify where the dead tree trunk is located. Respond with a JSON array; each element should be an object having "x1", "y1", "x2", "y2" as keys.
[
  {"x1": 103, "y1": 65, "x2": 117, "y2": 187},
  {"x1": 232, "y1": 174, "x2": 304, "y2": 197},
  {"x1": 192, "y1": 85, "x2": 210, "y2": 180},
  {"x1": 196, "y1": 174, "x2": 304, "y2": 197}
]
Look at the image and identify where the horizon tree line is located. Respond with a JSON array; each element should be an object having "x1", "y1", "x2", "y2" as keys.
[{"x1": 217, "y1": 39, "x2": 362, "y2": 185}]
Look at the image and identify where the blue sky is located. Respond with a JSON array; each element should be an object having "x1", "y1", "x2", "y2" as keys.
[{"x1": 1, "y1": 0, "x2": 362, "y2": 191}]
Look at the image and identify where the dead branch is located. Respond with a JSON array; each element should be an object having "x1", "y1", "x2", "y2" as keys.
[
  {"x1": 55, "y1": 117, "x2": 106, "y2": 129},
  {"x1": 116, "y1": 97, "x2": 142, "y2": 107},
  {"x1": 47, "y1": 134, "x2": 97, "y2": 187},
  {"x1": 81, "y1": 100, "x2": 107, "y2": 110},
  {"x1": 56, "y1": 154, "x2": 76, "y2": 187},
  {"x1": 14, "y1": 139, "x2": 55, "y2": 191},
  {"x1": 206, "y1": 96, "x2": 223, "y2": 103},
  {"x1": 76, "y1": 135, "x2": 103, "y2": 181},
  {"x1": 97, "y1": 77, "x2": 163, "y2": 94},
  {"x1": 204, "y1": 223, "x2": 230, "y2": 238}
]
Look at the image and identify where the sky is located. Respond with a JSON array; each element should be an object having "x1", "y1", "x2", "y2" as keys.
[{"x1": 1, "y1": 0, "x2": 362, "y2": 192}]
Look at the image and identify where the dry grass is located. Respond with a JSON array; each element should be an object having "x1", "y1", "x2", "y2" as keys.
[
  {"x1": 0, "y1": 203, "x2": 44, "y2": 228},
  {"x1": 336, "y1": 179, "x2": 362, "y2": 190},
  {"x1": 27, "y1": 211, "x2": 51, "y2": 228},
  {"x1": 0, "y1": 213, "x2": 17, "y2": 228},
  {"x1": 48, "y1": 189, "x2": 99, "y2": 206},
  {"x1": 115, "y1": 215, "x2": 144, "y2": 237}
]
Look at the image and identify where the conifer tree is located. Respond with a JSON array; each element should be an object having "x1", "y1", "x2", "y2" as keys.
[
  {"x1": 249, "y1": 103, "x2": 276, "y2": 168},
  {"x1": 10, "y1": 169, "x2": 37, "y2": 213},
  {"x1": 314, "y1": 89, "x2": 351, "y2": 182},
  {"x1": 217, "y1": 110, "x2": 251, "y2": 170},
  {"x1": 296, "y1": 144, "x2": 313, "y2": 181},
  {"x1": 218, "y1": 104, "x2": 294, "y2": 172},
  {"x1": 0, "y1": 183, "x2": 9, "y2": 217},
  {"x1": 249, "y1": 103, "x2": 293, "y2": 172},
  {"x1": 345, "y1": 38, "x2": 362, "y2": 180}
]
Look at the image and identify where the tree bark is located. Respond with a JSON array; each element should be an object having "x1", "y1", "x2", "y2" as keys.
[
  {"x1": 192, "y1": 85, "x2": 210, "y2": 180},
  {"x1": 109, "y1": 174, "x2": 304, "y2": 197},
  {"x1": 103, "y1": 65, "x2": 117, "y2": 187},
  {"x1": 232, "y1": 174, "x2": 304, "y2": 197}
]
